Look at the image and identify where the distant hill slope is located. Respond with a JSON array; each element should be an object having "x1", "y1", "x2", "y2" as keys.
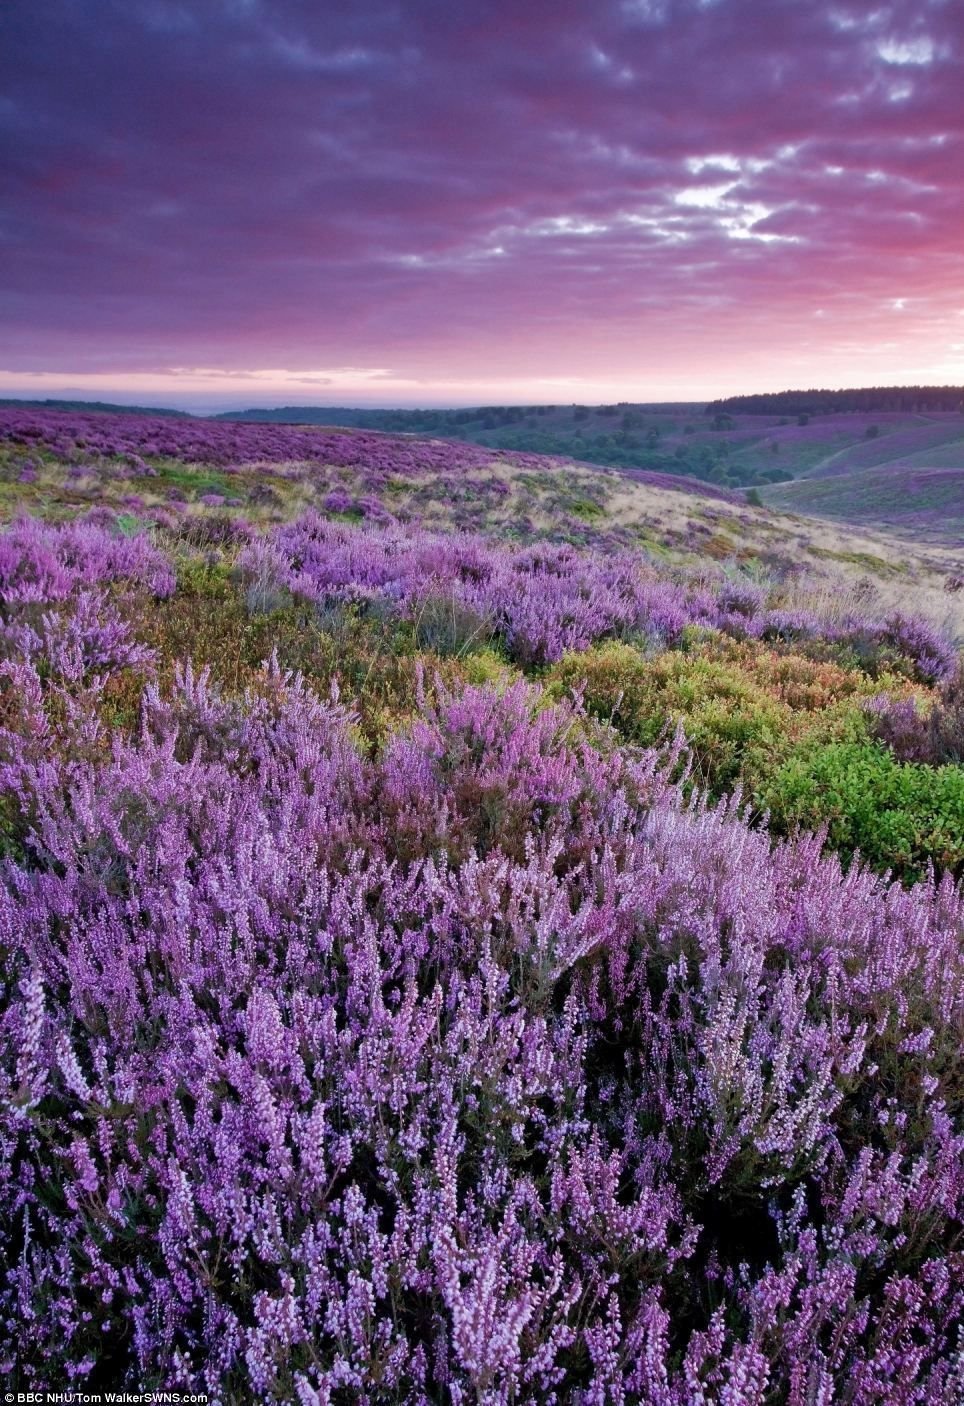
[
  {"x1": 216, "y1": 401, "x2": 964, "y2": 510},
  {"x1": 763, "y1": 416, "x2": 964, "y2": 544},
  {"x1": 0, "y1": 397, "x2": 188, "y2": 417},
  {"x1": 4, "y1": 397, "x2": 963, "y2": 543},
  {"x1": 2, "y1": 404, "x2": 962, "y2": 644},
  {"x1": 215, "y1": 402, "x2": 704, "y2": 426},
  {"x1": 797, "y1": 420, "x2": 964, "y2": 480},
  {"x1": 764, "y1": 464, "x2": 964, "y2": 546},
  {"x1": 209, "y1": 402, "x2": 896, "y2": 491}
]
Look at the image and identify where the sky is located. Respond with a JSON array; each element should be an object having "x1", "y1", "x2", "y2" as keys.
[{"x1": 1, "y1": 0, "x2": 963, "y2": 411}]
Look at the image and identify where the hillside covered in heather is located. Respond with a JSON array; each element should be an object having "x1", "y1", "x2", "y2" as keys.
[
  {"x1": 8, "y1": 395, "x2": 964, "y2": 546},
  {"x1": 1, "y1": 406, "x2": 964, "y2": 1402},
  {"x1": 219, "y1": 400, "x2": 964, "y2": 546}
]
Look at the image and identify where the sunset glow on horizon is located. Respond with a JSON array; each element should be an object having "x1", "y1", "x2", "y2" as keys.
[{"x1": 2, "y1": 0, "x2": 963, "y2": 409}]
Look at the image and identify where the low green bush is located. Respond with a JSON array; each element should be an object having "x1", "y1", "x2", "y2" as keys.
[
  {"x1": 552, "y1": 641, "x2": 870, "y2": 793},
  {"x1": 761, "y1": 742, "x2": 964, "y2": 880}
]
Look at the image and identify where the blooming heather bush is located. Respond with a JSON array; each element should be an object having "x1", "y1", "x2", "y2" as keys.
[
  {"x1": 0, "y1": 516, "x2": 175, "y2": 604},
  {"x1": 2, "y1": 506, "x2": 964, "y2": 1398},
  {"x1": 1, "y1": 589, "x2": 152, "y2": 684},
  {"x1": 239, "y1": 514, "x2": 957, "y2": 679},
  {"x1": 1, "y1": 657, "x2": 964, "y2": 1399},
  {"x1": 237, "y1": 517, "x2": 660, "y2": 666},
  {"x1": 0, "y1": 520, "x2": 168, "y2": 713},
  {"x1": 323, "y1": 488, "x2": 357, "y2": 515},
  {"x1": 833, "y1": 612, "x2": 959, "y2": 688},
  {"x1": 173, "y1": 512, "x2": 254, "y2": 549},
  {"x1": 0, "y1": 522, "x2": 170, "y2": 863},
  {"x1": 868, "y1": 665, "x2": 964, "y2": 767},
  {"x1": 866, "y1": 694, "x2": 937, "y2": 765}
]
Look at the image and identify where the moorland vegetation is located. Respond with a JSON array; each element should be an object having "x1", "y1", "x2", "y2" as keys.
[
  {"x1": 7, "y1": 396, "x2": 964, "y2": 544},
  {"x1": 1, "y1": 408, "x2": 963, "y2": 1401}
]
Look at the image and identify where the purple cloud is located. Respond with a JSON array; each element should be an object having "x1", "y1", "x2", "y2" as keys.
[{"x1": 1, "y1": 0, "x2": 962, "y2": 403}]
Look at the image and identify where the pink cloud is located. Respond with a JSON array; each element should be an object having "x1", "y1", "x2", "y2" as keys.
[{"x1": 1, "y1": 0, "x2": 962, "y2": 404}]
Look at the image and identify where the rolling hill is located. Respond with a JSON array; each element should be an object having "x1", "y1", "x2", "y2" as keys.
[
  {"x1": 2, "y1": 404, "x2": 961, "y2": 641},
  {"x1": 4, "y1": 395, "x2": 964, "y2": 545},
  {"x1": 762, "y1": 421, "x2": 964, "y2": 545}
]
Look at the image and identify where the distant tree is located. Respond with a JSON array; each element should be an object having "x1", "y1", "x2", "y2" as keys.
[{"x1": 706, "y1": 384, "x2": 964, "y2": 416}]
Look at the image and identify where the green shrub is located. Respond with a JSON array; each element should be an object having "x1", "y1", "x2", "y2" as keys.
[
  {"x1": 761, "y1": 742, "x2": 964, "y2": 880},
  {"x1": 552, "y1": 641, "x2": 857, "y2": 793},
  {"x1": 458, "y1": 646, "x2": 521, "y2": 690}
]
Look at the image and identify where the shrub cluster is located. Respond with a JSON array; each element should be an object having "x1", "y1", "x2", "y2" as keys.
[
  {"x1": 552, "y1": 640, "x2": 873, "y2": 793},
  {"x1": 762, "y1": 743, "x2": 964, "y2": 881},
  {"x1": 0, "y1": 517, "x2": 963, "y2": 1400},
  {"x1": 555, "y1": 640, "x2": 964, "y2": 881},
  {"x1": 867, "y1": 665, "x2": 964, "y2": 766},
  {"x1": 238, "y1": 514, "x2": 957, "y2": 681}
]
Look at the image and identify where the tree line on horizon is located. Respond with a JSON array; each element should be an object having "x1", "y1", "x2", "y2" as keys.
[
  {"x1": 707, "y1": 385, "x2": 964, "y2": 416},
  {"x1": 0, "y1": 397, "x2": 190, "y2": 417}
]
